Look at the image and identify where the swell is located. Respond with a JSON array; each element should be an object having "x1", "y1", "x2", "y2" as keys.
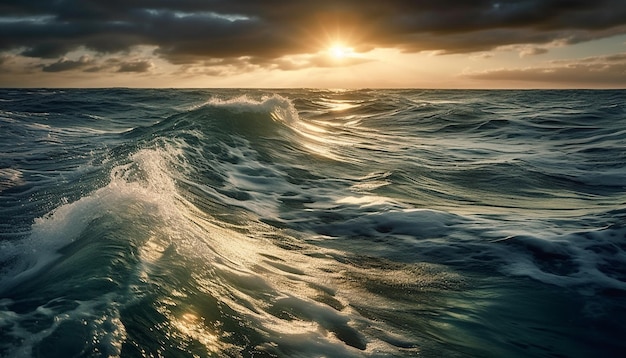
[
  {"x1": 2, "y1": 89, "x2": 626, "y2": 357},
  {"x1": 0, "y1": 94, "x2": 381, "y2": 356},
  {"x1": 0, "y1": 142, "x2": 465, "y2": 357}
]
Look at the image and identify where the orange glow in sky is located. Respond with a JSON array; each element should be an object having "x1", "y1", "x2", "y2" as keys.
[
  {"x1": 0, "y1": 1, "x2": 625, "y2": 88},
  {"x1": 329, "y1": 44, "x2": 354, "y2": 59}
]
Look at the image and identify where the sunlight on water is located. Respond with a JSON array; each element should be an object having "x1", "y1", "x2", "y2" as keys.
[
  {"x1": 168, "y1": 311, "x2": 228, "y2": 354},
  {"x1": 319, "y1": 99, "x2": 361, "y2": 112},
  {"x1": 1, "y1": 89, "x2": 625, "y2": 357}
]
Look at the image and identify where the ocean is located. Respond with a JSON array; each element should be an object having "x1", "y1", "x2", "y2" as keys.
[{"x1": 0, "y1": 89, "x2": 624, "y2": 357}]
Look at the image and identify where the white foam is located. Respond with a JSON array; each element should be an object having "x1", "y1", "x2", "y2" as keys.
[
  {"x1": 0, "y1": 142, "x2": 207, "y2": 354},
  {"x1": 205, "y1": 94, "x2": 300, "y2": 125},
  {"x1": 0, "y1": 144, "x2": 189, "y2": 293}
]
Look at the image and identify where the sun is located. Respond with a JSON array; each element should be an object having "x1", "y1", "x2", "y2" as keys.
[{"x1": 328, "y1": 44, "x2": 354, "y2": 59}]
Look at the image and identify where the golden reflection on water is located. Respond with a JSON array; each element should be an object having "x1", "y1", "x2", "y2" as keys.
[
  {"x1": 170, "y1": 311, "x2": 227, "y2": 354},
  {"x1": 325, "y1": 99, "x2": 360, "y2": 112}
]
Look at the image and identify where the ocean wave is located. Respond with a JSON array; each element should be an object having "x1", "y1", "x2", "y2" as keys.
[{"x1": 1, "y1": 89, "x2": 625, "y2": 357}]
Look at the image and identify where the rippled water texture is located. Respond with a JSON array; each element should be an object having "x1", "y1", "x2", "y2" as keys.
[{"x1": 1, "y1": 89, "x2": 625, "y2": 357}]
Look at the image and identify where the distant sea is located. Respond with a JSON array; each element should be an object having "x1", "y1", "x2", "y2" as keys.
[{"x1": 1, "y1": 89, "x2": 625, "y2": 357}]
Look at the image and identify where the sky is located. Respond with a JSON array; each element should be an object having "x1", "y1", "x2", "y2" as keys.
[{"x1": 1, "y1": 0, "x2": 626, "y2": 88}]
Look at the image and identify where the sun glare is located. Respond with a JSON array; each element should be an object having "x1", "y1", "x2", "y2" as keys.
[{"x1": 329, "y1": 44, "x2": 354, "y2": 59}]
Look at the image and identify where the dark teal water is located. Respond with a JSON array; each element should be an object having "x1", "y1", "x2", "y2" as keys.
[{"x1": 1, "y1": 89, "x2": 625, "y2": 357}]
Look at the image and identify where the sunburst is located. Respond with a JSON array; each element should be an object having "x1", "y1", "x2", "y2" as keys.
[{"x1": 328, "y1": 43, "x2": 354, "y2": 59}]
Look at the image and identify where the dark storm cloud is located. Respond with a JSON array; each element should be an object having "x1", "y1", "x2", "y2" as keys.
[
  {"x1": 39, "y1": 55, "x2": 153, "y2": 73},
  {"x1": 117, "y1": 60, "x2": 153, "y2": 73},
  {"x1": 41, "y1": 55, "x2": 95, "y2": 72},
  {"x1": 0, "y1": 1, "x2": 625, "y2": 65}
]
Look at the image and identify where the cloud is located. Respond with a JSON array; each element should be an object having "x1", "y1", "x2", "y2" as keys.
[
  {"x1": 272, "y1": 53, "x2": 374, "y2": 71},
  {"x1": 517, "y1": 46, "x2": 549, "y2": 57},
  {"x1": 0, "y1": 54, "x2": 13, "y2": 65},
  {"x1": 0, "y1": 0, "x2": 624, "y2": 67},
  {"x1": 470, "y1": 52, "x2": 495, "y2": 60},
  {"x1": 171, "y1": 51, "x2": 372, "y2": 78},
  {"x1": 117, "y1": 60, "x2": 153, "y2": 73},
  {"x1": 0, "y1": 0, "x2": 625, "y2": 87},
  {"x1": 41, "y1": 55, "x2": 94, "y2": 72},
  {"x1": 37, "y1": 53, "x2": 154, "y2": 73},
  {"x1": 464, "y1": 52, "x2": 626, "y2": 86}
]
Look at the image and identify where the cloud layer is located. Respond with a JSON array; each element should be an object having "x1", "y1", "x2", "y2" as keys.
[
  {"x1": 0, "y1": 0, "x2": 626, "y2": 87},
  {"x1": 465, "y1": 52, "x2": 626, "y2": 86},
  {"x1": 0, "y1": 0, "x2": 625, "y2": 85}
]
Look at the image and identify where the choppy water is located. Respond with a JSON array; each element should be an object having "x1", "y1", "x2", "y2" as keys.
[{"x1": 1, "y1": 89, "x2": 625, "y2": 357}]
